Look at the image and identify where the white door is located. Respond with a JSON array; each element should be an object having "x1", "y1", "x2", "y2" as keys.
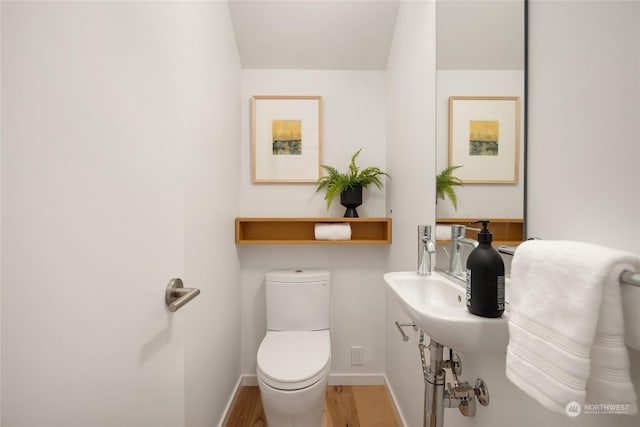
[{"x1": 2, "y1": 3, "x2": 193, "y2": 426}]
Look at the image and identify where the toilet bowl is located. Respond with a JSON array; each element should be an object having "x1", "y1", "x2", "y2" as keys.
[
  {"x1": 256, "y1": 270, "x2": 331, "y2": 427},
  {"x1": 257, "y1": 330, "x2": 331, "y2": 426}
]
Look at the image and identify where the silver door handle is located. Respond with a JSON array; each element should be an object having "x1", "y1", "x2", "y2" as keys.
[{"x1": 165, "y1": 278, "x2": 200, "y2": 312}]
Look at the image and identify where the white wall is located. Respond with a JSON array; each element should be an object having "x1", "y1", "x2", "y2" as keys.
[
  {"x1": 528, "y1": 0, "x2": 640, "y2": 253},
  {"x1": 1, "y1": 2, "x2": 241, "y2": 426},
  {"x1": 385, "y1": 1, "x2": 437, "y2": 426},
  {"x1": 183, "y1": 3, "x2": 242, "y2": 426},
  {"x1": 239, "y1": 70, "x2": 390, "y2": 381}
]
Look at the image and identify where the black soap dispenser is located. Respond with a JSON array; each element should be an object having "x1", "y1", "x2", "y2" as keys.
[{"x1": 466, "y1": 220, "x2": 505, "y2": 318}]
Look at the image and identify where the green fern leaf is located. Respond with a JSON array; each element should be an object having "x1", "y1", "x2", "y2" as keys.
[{"x1": 436, "y1": 165, "x2": 464, "y2": 210}]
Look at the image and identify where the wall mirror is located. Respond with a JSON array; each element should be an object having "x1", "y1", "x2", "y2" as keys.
[{"x1": 435, "y1": 0, "x2": 526, "y2": 254}]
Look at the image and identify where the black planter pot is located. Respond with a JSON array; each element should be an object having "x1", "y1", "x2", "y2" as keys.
[{"x1": 340, "y1": 185, "x2": 363, "y2": 218}]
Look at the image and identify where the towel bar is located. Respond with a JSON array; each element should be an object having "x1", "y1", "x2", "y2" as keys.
[
  {"x1": 620, "y1": 270, "x2": 640, "y2": 288},
  {"x1": 395, "y1": 321, "x2": 418, "y2": 342},
  {"x1": 497, "y1": 245, "x2": 640, "y2": 288},
  {"x1": 497, "y1": 245, "x2": 516, "y2": 256}
]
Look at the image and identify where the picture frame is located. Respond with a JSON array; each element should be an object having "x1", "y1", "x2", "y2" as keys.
[
  {"x1": 251, "y1": 95, "x2": 322, "y2": 183},
  {"x1": 449, "y1": 96, "x2": 520, "y2": 184}
]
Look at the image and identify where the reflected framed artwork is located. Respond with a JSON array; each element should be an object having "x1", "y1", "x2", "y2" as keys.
[
  {"x1": 251, "y1": 95, "x2": 322, "y2": 183},
  {"x1": 449, "y1": 96, "x2": 520, "y2": 184}
]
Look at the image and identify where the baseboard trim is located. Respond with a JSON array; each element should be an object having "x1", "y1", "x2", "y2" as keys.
[
  {"x1": 217, "y1": 376, "x2": 243, "y2": 427},
  {"x1": 384, "y1": 374, "x2": 408, "y2": 427},
  {"x1": 241, "y1": 375, "x2": 258, "y2": 386},
  {"x1": 240, "y1": 373, "x2": 386, "y2": 387},
  {"x1": 328, "y1": 373, "x2": 386, "y2": 385}
]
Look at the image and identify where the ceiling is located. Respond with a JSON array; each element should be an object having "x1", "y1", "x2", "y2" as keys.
[{"x1": 228, "y1": 0, "x2": 401, "y2": 70}]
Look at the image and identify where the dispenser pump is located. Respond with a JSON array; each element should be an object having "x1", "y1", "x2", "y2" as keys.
[{"x1": 474, "y1": 220, "x2": 493, "y2": 244}]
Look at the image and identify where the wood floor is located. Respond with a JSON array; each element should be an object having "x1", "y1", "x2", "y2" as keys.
[{"x1": 225, "y1": 385, "x2": 402, "y2": 427}]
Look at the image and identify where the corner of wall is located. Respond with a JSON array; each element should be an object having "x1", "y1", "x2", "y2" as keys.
[{"x1": 384, "y1": 1, "x2": 437, "y2": 426}]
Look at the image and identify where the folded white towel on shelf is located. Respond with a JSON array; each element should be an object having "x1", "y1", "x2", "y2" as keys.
[
  {"x1": 506, "y1": 240, "x2": 639, "y2": 416},
  {"x1": 435, "y1": 225, "x2": 451, "y2": 241},
  {"x1": 314, "y1": 223, "x2": 352, "y2": 241}
]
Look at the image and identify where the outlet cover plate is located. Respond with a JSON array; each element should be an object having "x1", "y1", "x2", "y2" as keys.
[{"x1": 351, "y1": 346, "x2": 363, "y2": 366}]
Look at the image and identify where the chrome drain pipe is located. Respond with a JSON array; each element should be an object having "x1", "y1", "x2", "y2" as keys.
[
  {"x1": 419, "y1": 333, "x2": 445, "y2": 427},
  {"x1": 417, "y1": 332, "x2": 490, "y2": 427}
]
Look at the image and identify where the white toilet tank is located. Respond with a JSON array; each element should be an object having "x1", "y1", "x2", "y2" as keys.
[{"x1": 265, "y1": 269, "x2": 330, "y2": 331}]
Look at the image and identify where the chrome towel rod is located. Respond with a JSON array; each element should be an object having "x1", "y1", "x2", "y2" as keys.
[
  {"x1": 395, "y1": 321, "x2": 418, "y2": 342},
  {"x1": 620, "y1": 270, "x2": 640, "y2": 288},
  {"x1": 497, "y1": 245, "x2": 640, "y2": 288}
]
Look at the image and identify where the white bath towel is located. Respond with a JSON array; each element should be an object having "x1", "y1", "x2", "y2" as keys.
[
  {"x1": 506, "y1": 240, "x2": 639, "y2": 416},
  {"x1": 622, "y1": 274, "x2": 640, "y2": 352},
  {"x1": 314, "y1": 223, "x2": 351, "y2": 241}
]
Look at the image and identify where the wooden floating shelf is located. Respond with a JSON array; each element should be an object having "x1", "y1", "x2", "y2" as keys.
[
  {"x1": 435, "y1": 217, "x2": 524, "y2": 247},
  {"x1": 235, "y1": 217, "x2": 392, "y2": 245}
]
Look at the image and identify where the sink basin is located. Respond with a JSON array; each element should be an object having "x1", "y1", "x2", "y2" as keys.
[{"x1": 384, "y1": 271, "x2": 508, "y2": 353}]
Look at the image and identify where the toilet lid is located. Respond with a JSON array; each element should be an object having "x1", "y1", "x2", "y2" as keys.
[{"x1": 257, "y1": 330, "x2": 331, "y2": 391}]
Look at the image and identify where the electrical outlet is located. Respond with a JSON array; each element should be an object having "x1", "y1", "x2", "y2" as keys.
[{"x1": 351, "y1": 346, "x2": 363, "y2": 366}]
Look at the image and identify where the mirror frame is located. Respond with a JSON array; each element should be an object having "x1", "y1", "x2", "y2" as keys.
[{"x1": 523, "y1": 0, "x2": 529, "y2": 240}]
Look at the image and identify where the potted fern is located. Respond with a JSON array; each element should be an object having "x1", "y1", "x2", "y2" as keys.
[
  {"x1": 436, "y1": 165, "x2": 464, "y2": 210},
  {"x1": 316, "y1": 148, "x2": 390, "y2": 217}
]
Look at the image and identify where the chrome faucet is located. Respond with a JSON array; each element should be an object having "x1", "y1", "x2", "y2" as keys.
[
  {"x1": 418, "y1": 225, "x2": 436, "y2": 275},
  {"x1": 447, "y1": 225, "x2": 479, "y2": 276}
]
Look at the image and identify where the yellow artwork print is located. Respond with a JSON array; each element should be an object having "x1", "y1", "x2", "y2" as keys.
[
  {"x1": 469, "y1": 120, "x2": 499, "y2": 156},
  {"x1": 272, "y1": 120, "x2": 302, "y2": 155}
]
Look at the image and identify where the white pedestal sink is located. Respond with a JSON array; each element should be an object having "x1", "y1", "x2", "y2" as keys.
[{"x1": 384, "y1": 271, "x2": 508, "y2": 352}]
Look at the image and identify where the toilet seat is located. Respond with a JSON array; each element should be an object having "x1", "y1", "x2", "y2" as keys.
[{"x1": 257, "y1": 330, "x2": 331, "y2": 391}]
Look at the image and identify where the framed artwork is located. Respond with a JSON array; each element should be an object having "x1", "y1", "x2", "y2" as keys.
[
  {"x1": 251, "y1": 95, "x2": 322, "y2": 183},
  {"x1": 449, "y1": 96, "x2": 520, "y2": 184}
]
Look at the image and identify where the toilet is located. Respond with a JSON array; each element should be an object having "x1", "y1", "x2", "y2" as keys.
[{"x1": 256, "y1": 269, "x2": 331, "y2": 427}]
